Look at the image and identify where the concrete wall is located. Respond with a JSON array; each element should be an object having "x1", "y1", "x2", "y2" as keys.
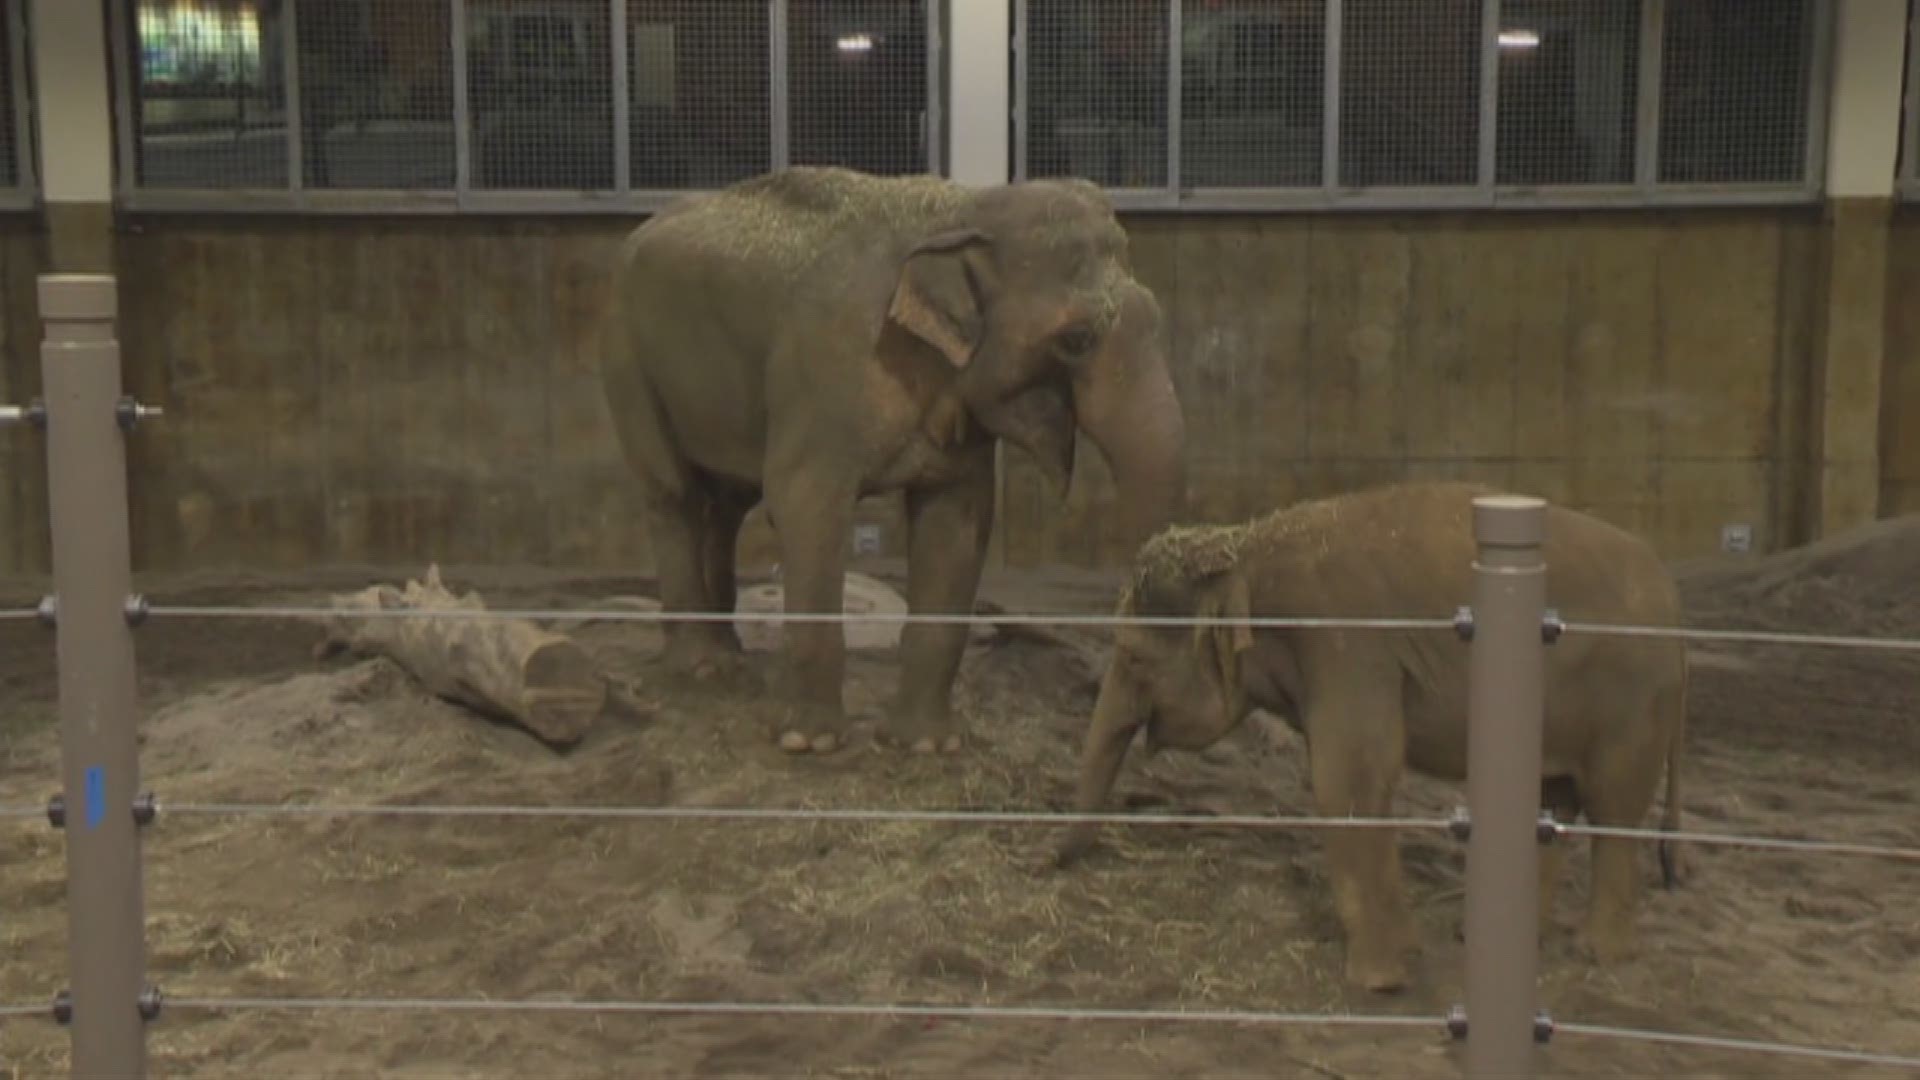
[
  {"x1": 1007, "y1": 207, "x2": 1827, "y2": 567},
  {"x1": 109, "y1": 216, "x2": 644, "y2": 575},
  {"x1": 1883, "y1": 207, "x2": 1920, "y2": 516},
  {"x1": 0, "y1": 203, "x2": 1899, "y2": 577}
]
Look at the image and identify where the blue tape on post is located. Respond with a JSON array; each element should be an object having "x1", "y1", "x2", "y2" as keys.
[{"x1": 84, "y1": 767, "x2": 105, "y2": 829}]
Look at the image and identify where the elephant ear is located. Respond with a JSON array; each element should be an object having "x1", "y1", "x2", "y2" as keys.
[
  {"x1": 1191, "y1": 571, "x2": 1254, "y2": 717},
  {"x1": 886, "y1": 229, "x2": 996, "y2": 371}
]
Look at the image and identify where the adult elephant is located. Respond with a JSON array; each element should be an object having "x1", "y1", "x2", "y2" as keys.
[{"x1": 599, "y1": 166, "x2": 1187, "y2": 756}]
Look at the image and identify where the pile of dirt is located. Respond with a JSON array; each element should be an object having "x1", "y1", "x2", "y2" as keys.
[{"x1": 1676, "y1": 514, "x2": 1920, "y2": 638}]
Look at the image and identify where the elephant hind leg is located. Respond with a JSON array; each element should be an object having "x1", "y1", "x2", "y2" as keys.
[
  {"x1": 694, "y1": 474, "x2": 758, "y2": 661},
  {"x1": 1303, "y1": 674, "x2": 1416, "y2": 993},
  {"x1": 1537, "y1": 776, "x2": 1583, "y2": 938},
  {"x1": 599, "y1": 368, "x2": 736, "y2": 678},
  {"x1": 646, "y1": 486, "x2": 748, "y2": 681},
  {"x1": 1578, "y1": 728, "x2": 1666, "y2": 965}
]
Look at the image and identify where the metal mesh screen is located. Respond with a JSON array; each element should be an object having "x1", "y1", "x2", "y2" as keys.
[
  {"x1": 1901, "y1": 0, "x2": 1918, "y2": 192},
  {"x1": 629, "y1": 0, "x2": 770, "y2": 189},
  {"x1": 1495, "y1": 0, "x2": 1638, "y2": 186},
  {"x1": 1024, "y1": 0, "x2": 1169, "y2": 188},
  {"x1": 1180, "y1": 0, "x2": 1323, "y2": 188},
  {"x1": 466, "y1": 0, "x2": 615, "y2": 190},
  {"x1": 0, "y1": 0, "x2": 17, "y2": 189},
  {"x1": 1338, "y1": 0, "x2": 1480, "y2": 188},
  {"x1": 789, "y1": 0, "x2": 929, "y2": 175},
  {"x1": 127, "y1": 0, "x2": 288, "y2": 189},
  {"x1": 297, "y1": 1, "x2": 454, "y2": 190},
  {"x1": 1657, "y1": 0, "x2": 1812, "y2": 184}
]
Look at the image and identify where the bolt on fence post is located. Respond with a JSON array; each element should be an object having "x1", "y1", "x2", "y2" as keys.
[
  {"x1": 40, "y1": 273, "x2": 149, "y2": 1079},
  {"x1": 1464, "y1": 495, "x2": 1548, "y2": 1080}
]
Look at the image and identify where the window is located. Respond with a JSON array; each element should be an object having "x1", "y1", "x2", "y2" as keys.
[
  {"x1": 301, "y1": 0, "x2": 455, "y2": 191},
  {"x1": 1181, "y1": 0, "x2": 1323, "y2": 189},
  {"x1": 111, "y1": 0, "x2": 937, "y2": 210},
  {"x1": 1656, "y1": 0, "x2": 1814, "y2": 185},
  {"x1": 1015, "y1": 0, "x2": 1827, "y2": 208},
  {"x1": 789, "y1": 0, "x2": 931, "y2": 177},
  {"x1": 1496, "y1": 0, "x2": 1639, "y2": 187},
  {"x1": 628, "y1": 0, "x2": 770, "y2": 189}
]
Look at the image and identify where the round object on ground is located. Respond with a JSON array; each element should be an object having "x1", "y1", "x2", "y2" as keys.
[{"x1": 737, "y1": 572, "x2": 908, "y2": 652}]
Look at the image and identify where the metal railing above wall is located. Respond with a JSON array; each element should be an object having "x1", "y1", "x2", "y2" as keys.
[
  {"x1": 108, "y1": 0, "x2": 943, "y2": 215},
  {"x1": 1013, "y1": 0, "x2": 1833, "y2": 212}
]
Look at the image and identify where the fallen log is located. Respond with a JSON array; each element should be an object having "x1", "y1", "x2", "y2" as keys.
[{"x1": 313, "y1": 565, "x2": 611, "y2": 747}]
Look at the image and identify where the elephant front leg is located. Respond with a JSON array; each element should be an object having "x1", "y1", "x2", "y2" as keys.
[
  {"x1": 885, "y1": 472, "x2": 995, "y2": 754},
  {"x1": 1305, "y1": 686, "x2": 1416, "y2": 993},
  {"x1": 765, "y1": 476, "x2": 857, "y2": 755},
  {"x1": 1055, "y1": 662, "x2": 1147, "y2": 866}
]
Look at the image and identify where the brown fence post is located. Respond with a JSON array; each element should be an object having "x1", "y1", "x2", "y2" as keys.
[
  {"x1": 41, "y1": 273, "x2": 151, "y2": 1078},
  {"x1": 1463, "y1": 495, "x2": 1548, "y2": 1079}
]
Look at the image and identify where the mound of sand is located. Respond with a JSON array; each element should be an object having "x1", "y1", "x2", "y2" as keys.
[{"x1": 1678, "y1": 513, "x2": 1920, "y2": 638}]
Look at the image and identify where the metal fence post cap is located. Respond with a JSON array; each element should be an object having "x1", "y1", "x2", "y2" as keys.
[
  {"x1": 1471, "y1": 495, "x2": 1546, "y2": 546},
  {"x1": 37, "y1": 274, "x2": 118, "y2": 322}
]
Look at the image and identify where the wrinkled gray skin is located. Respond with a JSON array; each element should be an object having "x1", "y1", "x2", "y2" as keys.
[
  {"x1": 600, "y1": 167, "x2": 1187, "y2": 755},
  {"x1": 1055, "y1": 482, "x2": 1688, "y2": 993}
]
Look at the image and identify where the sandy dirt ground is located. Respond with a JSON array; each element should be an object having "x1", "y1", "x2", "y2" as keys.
[{"x1": 2, "y1": 519, "x2": 1919, "y2": 1079}]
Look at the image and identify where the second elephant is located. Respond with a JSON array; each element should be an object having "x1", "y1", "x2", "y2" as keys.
[{"x1": 1055, "y1": 481, "x2": 1688, "y2": 993}]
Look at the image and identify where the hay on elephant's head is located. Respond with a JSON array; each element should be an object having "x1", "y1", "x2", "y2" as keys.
[{"x1": 1119, "y1": 523, "x2": 1251, "y2": 617}]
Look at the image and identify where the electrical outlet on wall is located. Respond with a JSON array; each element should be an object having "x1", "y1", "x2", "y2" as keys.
[
  {"x1": 1720, "y1": 523, "x2": 1753, "y2": 554},
  {"x1": 852, "y1": 524, "x2": 882, "y2": 556}
]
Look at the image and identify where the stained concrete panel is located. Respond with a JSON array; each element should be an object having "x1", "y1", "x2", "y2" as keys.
[
  {"x1": 1650, "y1": 214, "x2": 1786, "y2": 460},
  {"x1": 1880, "y1": 207, "x2": 1920, "y2": 515}
]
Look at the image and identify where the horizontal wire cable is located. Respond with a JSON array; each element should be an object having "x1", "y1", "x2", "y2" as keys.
[
  {"x1": 156, "y1": 801, "x2": 1447, "y2": 833},
  {"x1": 1555, "y1": 822, "x2": 1920, "y2": 863},
  {"x1": 164, "y1": 995, "x2": 1441, "y2": 1031},
  {"x1": 0, "y1": 1003, "x2": 47, "y2": 1019},
  {"x1": 1556, "y1": 1020, "x2": 1920, "y2": 1070},
  {"x1": 145, "y1": 601, "x2": 1452, "y2": 633},
  {"x1": 27, "y1": 799, "x2": 1917, "y2": 865},
  {"x1": 1563, "y1": 620, "x2": 1920, "y2": 654},
  {"x1": 0, "y1": 608, "x2": 41, "y2": 621},
  {"x1": 141, "y1": 602, "x2": 1920, "y2": 652}
]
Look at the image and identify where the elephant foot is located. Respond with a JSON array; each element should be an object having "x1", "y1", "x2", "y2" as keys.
[
  {"x1": 878, "y1": 708, "x2": 965, "y2": 755},
  {"x1": 1344, "y1": 947, "x2": 1411, "y2": 995},
  {"x1": 662, "y1": 636, "x2": 754, "y2": 691},
  {"x1": 1343, "y1": 918, "x2": 1417, "y2": 994},
  {"x1": 1053, "y1": 823, "x2": 1099, "y2": 869},
  {"x1": 773, "y1": 704, "x2": 846, "y2": 755},
  {"x1": 1583, "y1": 920, "x2": 1637, "y2": 966}
]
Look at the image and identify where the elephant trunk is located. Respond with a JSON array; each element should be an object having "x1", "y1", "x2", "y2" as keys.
[
  {"x1": 1055, "y1": 659, "x2": 1147, "y2": 868},
  {"x1": 1072, "y1": 282, "x2": 1186, "y2": 546}
]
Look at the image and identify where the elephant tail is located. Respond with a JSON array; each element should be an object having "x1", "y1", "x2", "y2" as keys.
[{"x1": 1656, "y1": 657, "x2": 1688, "y2": 891}]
